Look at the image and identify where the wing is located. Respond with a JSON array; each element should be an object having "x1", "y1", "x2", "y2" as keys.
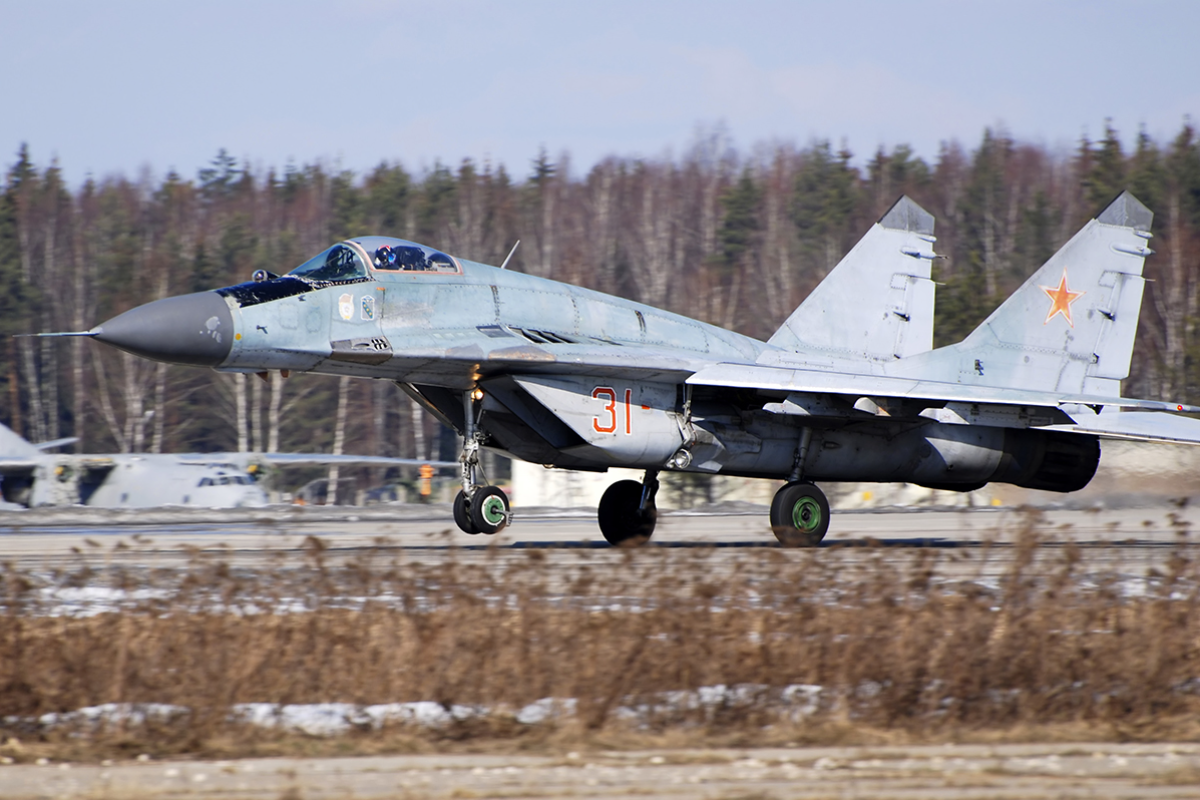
[
  {"x1": 253, "y1": 454, "x2": 459, "y2": 469},
  {"x1": 688, "y1": 362, "x2": 1200, "y2": 415},
  {"x1": 33, "y1": 437, "x2": 79, "y2": 451},
  {"x1": 174, "y1": 453, "x2": 459, "y2": 469},
  {"x1": 691, "y1": 360, "x2": 1200, "y2": 445}
]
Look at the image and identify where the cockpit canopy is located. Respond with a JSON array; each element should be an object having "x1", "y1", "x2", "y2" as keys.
[
  {"x1": 351, "y1": 236, "x2": 460, "y2": 273},
  {"x1": 286, "y1": 238, "x2": 460, "y2": 282}
]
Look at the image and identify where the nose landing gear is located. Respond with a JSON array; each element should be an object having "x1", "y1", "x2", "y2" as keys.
[
  {"x1": 598, "y1": 470, "x2": 659, "y2": 547},
  {"x1": 453, "y1": 389, "x2": 510, "y2": 536}
]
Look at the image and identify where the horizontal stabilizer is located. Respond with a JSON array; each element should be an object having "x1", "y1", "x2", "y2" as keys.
[
  {"x1": 1050, "y1": 407, "x2": 1200, "y2": 446},
  {"x1": 767, "y1": 196, "x2": 937, "y2": 361}
]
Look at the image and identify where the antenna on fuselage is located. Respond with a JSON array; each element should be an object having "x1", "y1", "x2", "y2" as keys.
[{"x1": 499, "y1": 240, "x2": 520, "y2": 270}]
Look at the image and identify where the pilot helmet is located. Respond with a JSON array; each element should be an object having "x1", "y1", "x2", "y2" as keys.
[{"x1": 375, "y1": 245, "x2": 396, "y2": 267}]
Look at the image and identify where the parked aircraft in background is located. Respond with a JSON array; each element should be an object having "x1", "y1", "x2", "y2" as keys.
[
  {"x1": 34, "y1": 192, "x2": 1200, "y2": 544},
  {"x1": 0, "y1": 423, "x2": 454, "y2": 509}
]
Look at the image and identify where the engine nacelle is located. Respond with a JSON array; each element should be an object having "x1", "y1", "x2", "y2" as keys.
[
  {"x1": 711, "y1": 419, "x2": 1100, "y2": 494},
  {"x1": 989, "y1": 429, "x2": 1101, "y2": 493}
]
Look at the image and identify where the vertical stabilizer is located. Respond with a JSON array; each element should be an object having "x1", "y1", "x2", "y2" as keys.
[
  {"x1": 767, "y1": 196, "x2": 937, "y2": 361},
  {"x1": 902, "y1": 191, "x2": 1153, "y2": 395},
  {"x1": 0, "y1": 424, "x2": 41, "y2": 460}
]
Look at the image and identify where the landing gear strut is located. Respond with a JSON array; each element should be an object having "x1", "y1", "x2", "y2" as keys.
[
  {"x1": 770, "y1": 425, "x2": 829, "y2": 547},
  {"x1": 598, "y1": 470, "x2": 659, "y2": 547},
  {"x1": 453, "y1": 389, "x2": 510, "y2": 536},
  {"x1": 770, "y1": 481, "x2": 829, "y2": 547}
]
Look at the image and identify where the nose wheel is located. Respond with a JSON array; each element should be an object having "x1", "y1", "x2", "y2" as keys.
[
  {"x1": 453, "y1": 389, "x2": 510, "y2": 536},
  {"x1": 598, "y1": 471, "x2": 659, "y2": 547},
  {"x1": 453, "y1": 490, "x2": 480, "y2": 534},
  {"x1": 454, "y1": 487, "x2": 509, "y2": 535},
  {"x1": 770, "y1": 481, "x2": 830, "y2": 547}
]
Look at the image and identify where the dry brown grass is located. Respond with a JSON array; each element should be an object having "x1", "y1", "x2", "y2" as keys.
[{"x1": 3, "y1": 515, "x2": 1200, "y2": 758}]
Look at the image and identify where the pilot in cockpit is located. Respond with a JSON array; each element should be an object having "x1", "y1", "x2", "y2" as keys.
[{"x1": 374, "y1": 245, "x2": 396, "y2": 269}]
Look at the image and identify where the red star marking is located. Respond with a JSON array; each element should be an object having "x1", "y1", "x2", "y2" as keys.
[{"x1": 1039, "y1": 269, "x2": 1085, "y2": 327}]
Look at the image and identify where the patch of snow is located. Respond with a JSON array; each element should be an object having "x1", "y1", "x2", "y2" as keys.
[
  {"x1": 36, "y1": 703, "x2": 187, "y2": 728},
  {"x1": 15, "y1": 683, "x2": 825, "y2": 737},
  {"x1": 515, "y1": 697, "x2": 577, "y2": 725},
  {"x1": 229, "y1": 701, "x2": 486, "y2": 735}
]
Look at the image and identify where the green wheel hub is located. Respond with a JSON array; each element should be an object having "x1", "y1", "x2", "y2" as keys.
[
  {"x1": 480, "y1": 495, "x2": 507, "y2": 525},
  {"x1": 792, "y1": 496, "x2": 823, "y2": 532}
]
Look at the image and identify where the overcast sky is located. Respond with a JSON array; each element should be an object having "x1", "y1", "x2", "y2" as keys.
[{"x1": 4, "y1": 0, "x2": 1198, "y2": 186}]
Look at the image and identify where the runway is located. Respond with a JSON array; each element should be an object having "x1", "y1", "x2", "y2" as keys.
[
  {"x1": 6, "y1": 743, "x2": 1200, "y2": 800},
  {"x1": 1, "y1": 502, "x2": 1196, "y2": 584}
]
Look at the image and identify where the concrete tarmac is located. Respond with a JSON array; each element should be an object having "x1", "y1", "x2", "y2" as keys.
[
  {"x1": 0, "y1": 502, "x2": 1196, "y2": 588},
  {"x1": 4, "y1": 743, "x2": 1200, "y2": 799}
]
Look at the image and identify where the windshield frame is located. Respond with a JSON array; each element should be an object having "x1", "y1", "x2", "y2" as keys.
[{"x1": 286, "y1": 242, "x2": 371, "y2": 283}]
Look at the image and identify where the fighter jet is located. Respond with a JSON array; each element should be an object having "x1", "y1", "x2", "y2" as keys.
[
  {"x1": 35, "y1": 191, "x2": 1200, "y2": 544},
  {"x1": 0, "y1": 422, "x2": 455, "y2": 509}
]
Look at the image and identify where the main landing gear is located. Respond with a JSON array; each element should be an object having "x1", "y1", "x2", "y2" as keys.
[
  {"x1": 453, "y1": 389, "x2": 510, "y2": 536},
  {"x1": 770, "y1": 482, "x2": 830, "y2": 547},
  {"x1": 598, "y1": 470, "x2": 660, "y2": 547},
  {"x1": 769, "y1": 426, "x2": 829, "y2": 547}
]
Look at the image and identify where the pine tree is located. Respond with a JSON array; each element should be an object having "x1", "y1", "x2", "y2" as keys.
[
  {"x1": 1084, "y1": 121, "x2": 1126, "y2": 214},
  {"x1": 1129, "y1": 128, "x2": 1166, "y2": 213},
  {"x1": 791, "y1": 141, "x2": 859, "y2": 275},
  {"x1": 364, "y1": 162, "x2": 411, "y2": 236},
  {"x1": 198, "y1": 148, "x2": 241, "y2": 202},
  {"x1": 714, "y1": 168, "x2": 761, "y2": 275}
]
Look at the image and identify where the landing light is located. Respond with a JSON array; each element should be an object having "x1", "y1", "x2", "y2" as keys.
[{"x1": 471, "y1": 388, "x2": 484, "y2": 401}]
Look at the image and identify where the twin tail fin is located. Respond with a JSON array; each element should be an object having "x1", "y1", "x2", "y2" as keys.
[
  {"x1": 905, "y1": 192, "x2": 1153, "y2": 396},
  {"x1": 767, "y1": 196, "x2": 937, "y2": 361}
]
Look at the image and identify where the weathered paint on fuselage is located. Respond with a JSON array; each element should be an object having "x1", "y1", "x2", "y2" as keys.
[{"x1": 223, "y1": 258, "x2": 767, "y2": 387}]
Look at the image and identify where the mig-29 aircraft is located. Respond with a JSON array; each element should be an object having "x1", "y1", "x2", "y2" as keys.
[{"x1": 33, "y1": 191, "x2": 1200, "y2": 544}]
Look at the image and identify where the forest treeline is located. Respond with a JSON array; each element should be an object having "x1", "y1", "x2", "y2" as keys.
[{"x1": 2, "y1": 123, "x2": 1200, "y2": 462}]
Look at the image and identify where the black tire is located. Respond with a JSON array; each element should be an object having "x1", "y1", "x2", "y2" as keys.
[
  {"x1": 469, "y1": 485, "x2": 510, "y2": 535},
  {"x1": 598, "y1": 480, "x2": 657, "y2": 547},
  {"x1": 453, "y1": 490, "x2": 480, "y2": 534},
  {"x1": 770, "y1": 482, "x2": 830, "y2": 547}
]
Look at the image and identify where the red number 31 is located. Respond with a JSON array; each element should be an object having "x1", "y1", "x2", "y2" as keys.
[{"x1": 592, "y1": 387, "x2": 632, "y2": 435}]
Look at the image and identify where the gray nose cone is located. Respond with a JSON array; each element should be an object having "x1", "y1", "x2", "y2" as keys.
[{"x1": 94, "y1": 292, "x2": 234, "y2": 367}]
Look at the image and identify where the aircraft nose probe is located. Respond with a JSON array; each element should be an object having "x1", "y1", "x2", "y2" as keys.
[{"x1": 27, "y1": 291, "x2": 234, "y2": 368}]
